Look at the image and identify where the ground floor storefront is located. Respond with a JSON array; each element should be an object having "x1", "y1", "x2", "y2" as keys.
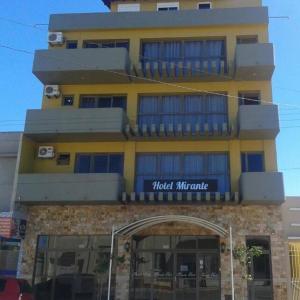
[{"x1": 18, "y1": 205, "x2": 289, "y2": 300}]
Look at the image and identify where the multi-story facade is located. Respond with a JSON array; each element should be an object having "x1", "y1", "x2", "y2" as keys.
[
  {"x1": 282, "y1": 197, "x2": 300, "y2": 299},
  {"x1": 0, "y1": 132, "x2": 22, "y2": 276},
  {"x1": 15, "y1": 0, "x2": 288, "y2": 299}
]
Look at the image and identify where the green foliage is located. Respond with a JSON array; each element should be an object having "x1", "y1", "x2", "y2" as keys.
[{"x1": 233, "y1": 245, "x2": 263, "y2": 280}]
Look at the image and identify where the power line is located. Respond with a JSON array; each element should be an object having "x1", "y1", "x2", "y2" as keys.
[
  {"x1": 0, "y1": 17, "x2": 47, "y2": 31},
  {"x1": 1, "y1": 42, "x2": 299, "y2": 110}
]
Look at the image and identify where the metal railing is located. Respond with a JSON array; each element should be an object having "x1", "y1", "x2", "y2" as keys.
[{"x1": 289, "y1": 243, "x2": 300, "y2": 300}]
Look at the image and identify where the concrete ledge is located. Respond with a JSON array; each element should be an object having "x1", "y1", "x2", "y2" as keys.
[
  {"x1": 49, "y1": 7, "x2": 269, "y2": 31},
  {"x1": 24, "y1": 108, "x2": 128, "y2": 142},
  {"x1": 33, "y1": 48, "x2": 131, "y2": 84},
  {"x1": 17, "y1": 173, "x2": 124, "y2": 204},
  {"x1": 240, "y1": 172, "x2": 285, "y2": 204},
  {"x1": 235, "y1": 43, "x2": 275, "y2": 80},
  {"x1": 238, "y1": 104, "x2": 279, "y2": 139}
]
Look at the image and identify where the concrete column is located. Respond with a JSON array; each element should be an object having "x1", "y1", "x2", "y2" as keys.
[
  {"x1": 124, "y1": 142, "x2": 136, "y2": 193},
  {"x1": 229, "y1": 140, "x2": 241, "y2": 193},
  {"x1": 115, "y1": 236, "x2": 131, "y2": 300}
]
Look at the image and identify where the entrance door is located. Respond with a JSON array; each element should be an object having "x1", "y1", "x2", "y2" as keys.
[{"x1": 131, "y1": 236, "x2": 221, "y2": 300}]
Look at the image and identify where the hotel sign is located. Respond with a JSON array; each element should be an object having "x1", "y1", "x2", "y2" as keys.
[{"x1": 144, "y1": 179, "x2": 218, "y2": 192}]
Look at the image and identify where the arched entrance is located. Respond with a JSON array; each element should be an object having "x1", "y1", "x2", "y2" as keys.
[{"x1": 110, "y1": 216, "x2": 229, "y2": 300}]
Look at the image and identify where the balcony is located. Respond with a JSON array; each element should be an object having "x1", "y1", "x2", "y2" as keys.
[
  {"x1": 238, "y1": 104, "x2": 280, "y2": 139},
  {"x1": 16, "y1": 173, "x2": 124, "y2": 204},
  {"x1": 235, "y1": 43, "x2": 275, "y2": 81},
  {"x1": 24, "y1": 108, "x2": 129, "y2": 142},
  {"x1": 33, "y1": 48, "x2": 132, "y2": 84},
  {"x1": 136, "y1": 59, "x2": 228, "y2": 82},
  {"x1": 240, "y1": 172, "x2": 285, "y2": 204},
  {"x1": 49, "y1": 7, "x2": 268, "y2": 31}
]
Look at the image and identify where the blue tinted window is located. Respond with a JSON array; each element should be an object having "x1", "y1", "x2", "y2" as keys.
[
  {"x1": 66, "y1": 41, "x2": 78, "y2": 49},
  {"x1": 80, "y1": 97, "x2": 96, "y2": 108},
  {"x1": 98, "y1": 97, "x2": 112, "y2": 108},
  {"x1": 109, "y1": 155, "x2": 124, "y2": 174},
  {"x1": 76, "y1": 155, "x2": 91, "y2": 173},
  {"x1": 198, "y1": 3, "x2": 211, "y2": 9},
  {"x1": 112, "y1": 97, "x2": 127, "y2": 110},
  {"x1": 241, "y1": 153, "x2": 264, "y2": 172},
  {"x1": 75, "y1": 154, "x2": 123, "y2": 174},
  {"x1": 94, "y1": 155, "x2": 108, "y2": 173}
]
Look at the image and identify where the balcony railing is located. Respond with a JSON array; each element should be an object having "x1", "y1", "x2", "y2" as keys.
[
  {"x1": 16, "y1": 173, "x2": 124, "y2": 204},
  {"x1": 137, "y1": 58, "x2": 228, "y2": 81}
]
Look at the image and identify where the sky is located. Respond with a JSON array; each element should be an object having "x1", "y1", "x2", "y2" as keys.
[{"x1": 0, "y1": 0, "x2": 300, "y2": 195}]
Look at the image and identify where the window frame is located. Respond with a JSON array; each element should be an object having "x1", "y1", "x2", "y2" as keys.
[
  {"x1": 241, "y1": 152, "x2": 265, "y2": 173},
  {"x1": 66, "y1": 40, "x2": 78, "y2": 49},
  {"x1": 79, "y1": 95, "x2": 127, "y2": 110},
  {"x1": 157, "y1": 2, "x2": 179, "y2": 11},
  {"x1": 246, "y1": 236, "x2": 273, "y2": 298},
  {"x1": 117, "y1": 3, "x2": 140, "y2": 12},
  {"x1": 82, "y1": 39, "x2": 129, "y2": 51},
  {"x1": 62, "y1": 95, "x2": 75, "y2": 106},
  {"x1": 75, "y1": 153, "x2": 124, "y2": 174},
  {"x1": 198, "y1": 2, "x2": 212, "y2": 9},
  {"x1": 140, "y1": 37, "x2": 227, "y2": 64},
  {"x1": 56, "y1": 153, "x2": 71, "y2": 166},
  {"x1": 238, "y1": 91, "x2": 261, "y2": 105},
  {"x1": 237, "y1": 35, "x2": 258, "y2": 45},
  {"x1": 137, "y1": 93, "x2": 228, "y2": 127}
]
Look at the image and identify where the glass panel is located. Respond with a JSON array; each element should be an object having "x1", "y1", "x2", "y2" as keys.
[
  {"x1": 54, "y1": 236, "x2": 89, "y2": 250},
  {"x1": 101, "y1": 42, "x2": 115, "y2": 48},
  {"x1": 75, "y1": 155, "x2": 91, "y2": 173},
  {"x1": 80, "y1": 97, "x2": 96, "y2": 108},
  {"x1": 134, "y1": 236, "x2": 154, "y2": 250},
  {"x1": 153, "y1": 236, "x2": 171, "y2": 250},
  {"x1": 175, "y1": 237, "x2": 197, "y2": 249},
  {"x1": 247, "y1": 154, "x2": 264, "y2": 172},
  {"x1": 56, "y1": 251, "x2": 77, "y2": 276},
  {"x1": 53, "y1": 275, "x2": 74, "y2": 300},
  {"x1": 112, "y1": 96, "x2": 127, "y2": 109},
  {"x1": 97, "y1": 97, "x2": 112, "y2": 108},
  {"x1": 116, "y1": 42, "x2": 129, "y2": 50},
  {"x1": 92, "y1": 236, "x2": 111, "y2": 250},
  {"x1": 74, "y1": 275, "x2": 96, "y2": 300},
  {"x1": 94, "y1": 155, "x2": 108, "y2": 173},
  {"x1": 133, "y1": 252, "x2": 152, "y2": 300},
  {"x1": 109, "y1": 154, "x2": 124, "y2": 174},
  {"x1": 198, "y1": 237, "x2": 219, "y2": 250},
  {"x1": 198, "y1": 254, "x2": 220, "y2": 288},
  {"x1": 247, "y1": 238, "x2": 270, "y2": 250},
  {"x1": 241, "y1": 153, "x2": 247, "y2": 173}
]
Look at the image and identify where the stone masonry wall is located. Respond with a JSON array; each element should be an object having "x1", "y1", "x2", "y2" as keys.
[{"x1": 19, "y1": 204, "x2": 289, "y2": 300}]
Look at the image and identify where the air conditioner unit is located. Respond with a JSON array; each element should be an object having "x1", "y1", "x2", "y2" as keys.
[
  {"x1": 48, "y1": 32, "x2": 64, "y2": 45},
  {"x1": 44, "y1": 85, "x2": 60, "y2": 98},
  {"x1": 38, "y1": 146, "x2": 55, "y2": 159}
]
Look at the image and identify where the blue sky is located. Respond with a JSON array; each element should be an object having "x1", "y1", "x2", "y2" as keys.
[{"x1": 0, "y1": 0, "x2": 299, "y2": 195}]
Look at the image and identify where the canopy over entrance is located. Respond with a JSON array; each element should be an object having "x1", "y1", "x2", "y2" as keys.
[{"x1": 114, "y1": 215, "x2": 228, "y2": 237}]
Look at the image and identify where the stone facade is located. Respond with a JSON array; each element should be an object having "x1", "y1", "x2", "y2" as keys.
[{"x1": 19, "y1": 204, "x2": 289, "y2": 300}]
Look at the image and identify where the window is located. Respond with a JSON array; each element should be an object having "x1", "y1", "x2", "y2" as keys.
[
  {"x1": 57, "y1": 153, "x2": 71, "y2": 166},
  {"x1": 138, "y1": 94, "x2": 228, "y2": 132},
  {"x1": 246, "y1": 237, "x2": 272, "y2": 300},
  {"x1": 83, "y1": 40, "x2": 129, "y2": 51},
  {"x1": 80, "y1": 95, "x2": 127, "y2": 110},
  {"x1": 66, "y1": 41, "x2": 78, "y2": 49},
  {"x1": 34, "y1": 235, "x2": 114, "y2": 300},
  {"x1": 237, "y1": 35, "x2": 258, "y2": 44},
  {"x1": 75, "y1": 154, "x2": 124, "y2": 174},
  {"x1": 135, "y1": 153, "x2": 230, "y2": 193},
  {"x1": 238, "y1": 92, "x2": 260, "y2": 105},
  {"x1": 241, "y1": 153, "x2": 264, "y2": 172},
  {"x1": 117, "y1": 3, "x2": 140, "y2": 12},
  {"x1": 157, "y1": 2, "x2": 179, "y2": 11},
  {"x1": 141, "y1": 39, "x2": 226, "y2": 74},
  {"x1": 198, "y1": 2, "x2": 212, "y2": 9},
  {"x1": 62, "y1": 95, "x2": 74, "y2": 106}
]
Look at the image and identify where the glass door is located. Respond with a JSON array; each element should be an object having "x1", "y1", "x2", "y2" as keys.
[{"x1": 175, "y1": 253, "x2": 197, "y2": 300}]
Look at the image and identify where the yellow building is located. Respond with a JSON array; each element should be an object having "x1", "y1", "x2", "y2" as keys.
[{"x1": 15, "y1": 0, "x2": 288, "y2": 299}]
